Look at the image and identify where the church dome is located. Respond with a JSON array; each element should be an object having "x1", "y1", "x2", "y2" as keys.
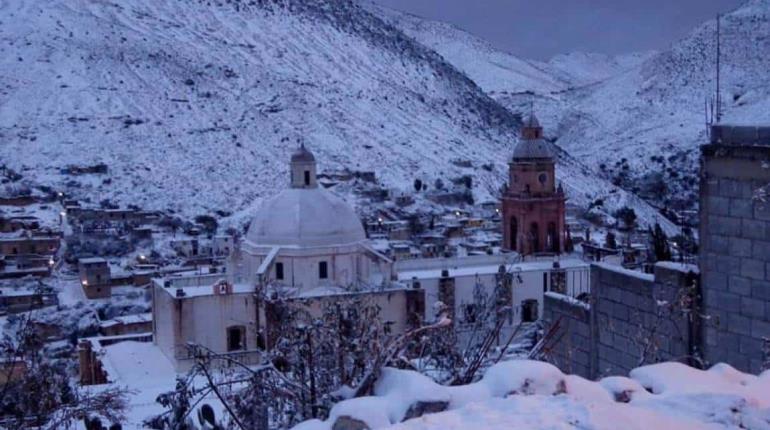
[
  {"x1": 512, "y1": 138, "x2": 554, "y2": 160},
  {"x1": 291, "y1": 145, "x2": 315, "y2": 163},
  {"x1": 245, "y1": 187, "x2": 366, "y2": 248},
  {"x1": 513, "y1": 111, "x2": 553, "y2": 160}
]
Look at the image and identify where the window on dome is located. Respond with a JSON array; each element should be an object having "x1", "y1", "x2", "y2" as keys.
[
  {"x1": 304, "y1": 170, "x2": 310, "y2": 186},
  {"x1": 319, "y1": 261, "x2": 328, "y2": 279},
  {"x1": 275, "y1": 262, "x2": 284, "y2": 280}
]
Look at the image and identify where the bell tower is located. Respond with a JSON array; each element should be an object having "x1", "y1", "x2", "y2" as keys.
[
  {"x1": 502, "y1": 113, "x2": 566, "y2": 255},
  {"x1": 290, "y1": 143, "x2": 317, "y2": 189}
]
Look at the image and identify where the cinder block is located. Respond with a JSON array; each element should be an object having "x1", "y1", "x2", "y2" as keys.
[
  {"x1": 729, "y1": 237, "x2": 753, "y2": 257},
  {"x1": 751, "y1": 319, "x2": 770, "y2": 339},
  {"x1": 728, "y1": 313, "x2": 752, "y2": 336},
  {"x1": 718, "y1": 178, "x2": 739, "y2": 198},
  {"x1": 708, "y1": 196, "x2": 730, "y2": 216},
  {"x1": 716, "y1": 330, "x2": 740, "y2": 350},
  {"x1": 726, "y1": 351, "x2": 750, "y2": 371},
  {"x1": 751, "y1": 280, "x2": 770, "y2": 300},
  {"x1": 741, "y1": 296, "x2": 766, "y2": 319},
  {"x1": 742, "y1": 219, "x2": 767, "y2": 240},
  {"x1": 739, "y1": 335, "x2": 763, "y2": 357},
  {"x1": 715, "y1": 255, "x2": 741, "y2": 275},
  {"x1": 704, "y1": 326, "x2": 718, "y2": 347},
  {"x1": 729, "y1": 198, "x2": 754, "y2": 218},
  {"x1": 612, "y1": 302, "x2": 629, "y2": 321},
  {"x1": 728, "y1": 276, "x2": 752, "y2": 296},
  {"x1": 709, "y1": 215, "x2": 742, "y2": 236},
  {"x1": 752, "y1": 240, "x2": 770, "y2": 259},
  {"x1": 703, "y1": 271, "x2": 728, "y2": 290},
  {"x1": 740, "y1": 258, "x2": 766, "y2": 281},
  {"x1": 756, "y1": 202, "x2": 770, "y2": 221}
]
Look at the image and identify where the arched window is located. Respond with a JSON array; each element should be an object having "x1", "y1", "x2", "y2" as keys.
[
  {"x1": 548, "y1": 222, "x2": 558, "y2": 253},
  {"x1": 509, "y1": 216, "x2": 518, "y2": 250},
  {"x1": 530, "y1": 222, "x2": 540, "y2": 253}
]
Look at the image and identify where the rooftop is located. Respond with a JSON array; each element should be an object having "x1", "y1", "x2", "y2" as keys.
[{"x1": 710, "y1": 124, "x2": 770, "y2": 146}]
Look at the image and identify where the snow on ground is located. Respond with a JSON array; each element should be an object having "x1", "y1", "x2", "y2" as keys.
[
  {"x1": 294, "y1": 360, "x2": 770, "y2": 430},
  {"x1": 97, "y1": 341, "x2": 182, "y2": 429}
]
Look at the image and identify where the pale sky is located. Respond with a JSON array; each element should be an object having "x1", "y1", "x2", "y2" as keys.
[{"x1": 372, "y1": 0, "x2": 745, "y2": 60}]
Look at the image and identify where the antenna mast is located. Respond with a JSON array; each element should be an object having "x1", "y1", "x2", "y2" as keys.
[{"x1": 716, "y1": 13, "x2": 722, "y2": 123}]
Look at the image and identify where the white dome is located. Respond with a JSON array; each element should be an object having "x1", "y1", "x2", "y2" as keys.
[{"x1": 245, "y1": 188, "x2": 366, "y2": 248}]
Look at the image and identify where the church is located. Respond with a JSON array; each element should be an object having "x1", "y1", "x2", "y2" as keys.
[
  {"x1": 502, "y1": 113, "x2": 567, "y2": 255},
  {"x1": 152, "y1": 127, "x2": 583, "y2": 371}
]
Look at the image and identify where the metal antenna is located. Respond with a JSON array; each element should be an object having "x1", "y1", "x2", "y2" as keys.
[{"x1": 716, "y1": 13, "x2": 722, "y2": 123}]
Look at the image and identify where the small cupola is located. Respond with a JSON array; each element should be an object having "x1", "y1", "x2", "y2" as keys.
[
  {"x1": 521, "y1": 112, "x2": 543, "y2": 140},
  {"x1": 290, "y1": 143, "x2": 317, "y2": 189}
]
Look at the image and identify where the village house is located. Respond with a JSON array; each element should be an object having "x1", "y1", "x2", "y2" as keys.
[{"x1": 78, "y1": 257, "x2": 112, "y2": 299}]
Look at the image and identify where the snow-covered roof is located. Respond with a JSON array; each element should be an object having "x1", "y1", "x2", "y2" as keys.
[
  {"x1": 245, "y1": 187, "x2": 366, "y2": 248},
  {"x1": 291, "y1": 144, "x2": 316, "y2": 163},
  {"x1": 512, "y1": 137, "x2": 554, "y2": 160}
]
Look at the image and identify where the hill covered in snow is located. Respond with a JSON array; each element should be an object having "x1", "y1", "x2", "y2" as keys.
[
  {"x1": 378, "y1": 0, "x2": 770, "y2": 214},
  {"x1": 0, "y1": 0, "x2": 675, "y2": 232}
]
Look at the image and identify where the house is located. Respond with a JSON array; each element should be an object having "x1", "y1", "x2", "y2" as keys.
[
  {"x1": 78, "y1": 257, "x2": 111, "y2": 299},
  {"x1": 99, "y1": 313, "x2": 152, "y2": 336}
]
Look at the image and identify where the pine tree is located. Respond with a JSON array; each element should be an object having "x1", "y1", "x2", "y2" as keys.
[
  {"x1": 605, "y1": 231, "x2": 617, "y2": 249},
  {"x1": 649, "y1": 223, "x2": 672, "y2": 262}
]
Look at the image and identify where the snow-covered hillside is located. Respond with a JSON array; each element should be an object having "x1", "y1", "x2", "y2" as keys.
[
  {"x1": 0, "y1": 0, "x2": 515, "y2": 219},
  {"x1": 380, "y1": 0, "x2": 770, "y2": 213},
  {"x1": 0, "y1": 0, "x2": 674, "y2": 232}
]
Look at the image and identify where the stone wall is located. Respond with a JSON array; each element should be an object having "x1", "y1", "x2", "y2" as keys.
[{"x1": 700, "y1": 131, "x2": 770, "y2": 373}]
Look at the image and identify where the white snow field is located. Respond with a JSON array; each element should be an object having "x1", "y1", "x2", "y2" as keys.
[{"x1": 294, "y1": 360, "x2": 770, "y2": 430}]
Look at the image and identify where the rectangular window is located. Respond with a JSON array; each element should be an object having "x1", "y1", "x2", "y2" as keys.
[
  {"x1": 227, "y1": 326, "x2": 245, "y2": 351},
  {"x1": 304, "y1": 171, "x2": 310, "y2": 186},
  {"x1": 275, "y1": 262, "x2": 284, "y2": 280},
  {"x1": 319, "y1": 261, "x2": 328, "y2": 279},
  {"x1": 542, "y1": 273, "x2": 548, "y2": 292}
]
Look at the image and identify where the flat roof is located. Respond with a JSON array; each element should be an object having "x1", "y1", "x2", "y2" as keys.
[
  {"x1": 79, "y1": 257, "x2": 107, "y2": 264},
  {"x1": 398, "y1": 258, "x2": 589, "y2": 281}
]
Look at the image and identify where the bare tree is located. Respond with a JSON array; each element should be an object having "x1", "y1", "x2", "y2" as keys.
[
  {"x1": 148, "y1": 296, "x2": 450, "y2": 429},
  {"x1": 0, "y1": 315, "x2": 128, "y2": 429}
]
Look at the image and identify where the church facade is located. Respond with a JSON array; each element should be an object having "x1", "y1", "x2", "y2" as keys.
[{"x1": 502, "y1": 114, "x2": 566, "y2": 255}]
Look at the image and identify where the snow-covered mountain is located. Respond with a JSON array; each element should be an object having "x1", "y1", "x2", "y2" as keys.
[
  {"x1": 0, "y1": 0, "x2": 673, "y2": 231},
  {"x1": 379, "y1": 0, "x2": 770, "y2": 213},
  {"x1": 0, "y1": 0, "x2": 514, "y2": 218}
]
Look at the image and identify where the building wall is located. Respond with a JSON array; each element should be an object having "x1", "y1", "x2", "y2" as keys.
[
  {"x1": 700, "y1": 136, "x2": 770, "y2": 373},
  {"x1": 235, "y1": 244, "x2": 387, "y2": 291},
  {"x1": 153, "y1": 284, "x2": 259, "y2": 371},
  {"x1": 407, "y1": 264, "x2": 590, "y2": 327},
  {"x1": 153, "y1": 281, "x2": 423, "y2": 371}
]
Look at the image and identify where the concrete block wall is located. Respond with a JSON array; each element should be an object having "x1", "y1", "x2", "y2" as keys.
[
  {"x1": 542, "y1": 292, "x2": 594, "y2": 378},
  {"x1": 543, "y1": 262, "x2": 700, "y2": 379},
  {"x1": 700, "y1": 141, "x2": 770, "y2": 373}
]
